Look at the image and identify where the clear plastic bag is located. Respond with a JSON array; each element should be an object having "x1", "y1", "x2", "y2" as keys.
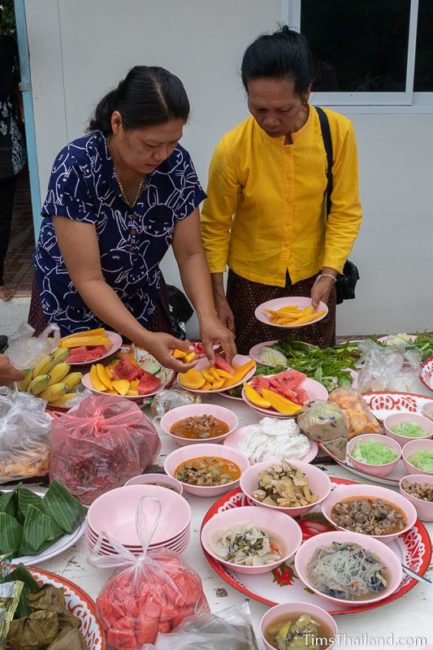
[
  {"x1": 5, "y1": 322, "x2": 60, "y2": 370},
  {"x1": 297, "y1": 400, "x2": 348, "y2": 460},
  {"x1": 357, "y1": 339, "x2": 422, "y2": 393},
  {"x1": 89, "y1": 497, "x2": 209, "y2": 649},
  {"x1": 143, "y1": 602, "x2": 258, "y2": 650},
  {"x1": 0, "y1": 388, "x2": 52, "y2": 481},
  {"x1": 150, "y1": 389, "x2": 202, "y2": 420},
  {"x1": 328, "y1": 387, "x2": 382, "y2": 438},
  {"x1": 49, "y1": 395, "x2": 161, "y2": 504}
]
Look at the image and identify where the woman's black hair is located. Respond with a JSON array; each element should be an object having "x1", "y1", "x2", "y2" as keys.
[
  {"x1": 241, "y1": 26, "x2": 313, "y2": 95},
  {"x1": 88, "y1": 65, "x2": 190, "y2": 135}
]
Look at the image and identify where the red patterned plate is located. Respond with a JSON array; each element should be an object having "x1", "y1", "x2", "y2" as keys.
[
  {"x1": 420, "y1": 357, "x2": 433, "y2": 393},
  {"x1": 201, "y1": 480, "x2": 431, "y2": 615},
  {"x1": 363, "y1": 391, "x2": 433, "y2": 421},
  {"x1": 27, "y1": 566, "x2": 105, "y2": 649}
]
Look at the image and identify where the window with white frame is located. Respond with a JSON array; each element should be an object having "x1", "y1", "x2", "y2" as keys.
[{"x1": 283, "y1": 0, "x2": 433, "y2": 107}]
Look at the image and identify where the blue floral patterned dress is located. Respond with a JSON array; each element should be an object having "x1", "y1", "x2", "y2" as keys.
[{"x1": 34, "y1": 131, "x2": 206, "y2": 334}]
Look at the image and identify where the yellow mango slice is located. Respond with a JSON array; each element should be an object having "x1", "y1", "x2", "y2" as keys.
[
  {"x1": 179, "y1": 369, "x2": 206, "y2": 390},
  {"x1": 202, "y1": 369, "x2": 216, "y2": 383},
  {"x1": 126, "y1": 389, "x2": 139, "y2": 396},
  {"x1": 172, "y1": 348, "x2": 187, "y2": 359},
  {"x1": 90, "y1": 365, "x2": 107, "y2": 392},
  {"x1": 71, "y1": 327, "x2": 107, "y2": 337},
  {"x1": 243, "y1": 382, "x2": 272, "y2": 408},
  {"x1": 261, "y1": 388, "x2": 303, "y2": 415},
  {"x1": 290, "y1": 310, "x2": 326, "y2": 326},
  {"x1": 202, "y1": 381, "x2": 213, "y2": 390},
  {"x1": 183, "y1": 351, "x2": 196, "y2": 363},
  {"x1": 210, "y1": 378, "x2": 225, "y2": 390},
  {"x1": 59, "y1": 335, "x2": 112, "y2": 348},
  {"x1": 96, "y1": 364, "x2": 113, "y2": 390},
  {"x1": 112, "y1": 379, "x2": 130, "y2": 395},
  {"x1": 223, "y1": 360, "x2": 256, "y2": 387}
]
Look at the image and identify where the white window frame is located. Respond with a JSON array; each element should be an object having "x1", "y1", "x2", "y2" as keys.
[{"x1": 280, "y1": 0, "x2": 433, "y2": 112}]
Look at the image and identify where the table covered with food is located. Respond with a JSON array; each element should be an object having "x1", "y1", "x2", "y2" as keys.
[{"x1": 2, "y1": 318, "x2": 433, "y2": 649}]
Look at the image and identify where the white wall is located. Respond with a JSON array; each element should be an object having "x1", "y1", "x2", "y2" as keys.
[{"x1": 25, "y1": 0, "x2": 433, "y2": 336}]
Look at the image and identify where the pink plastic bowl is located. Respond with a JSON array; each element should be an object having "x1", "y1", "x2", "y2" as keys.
[
  {"x1": 159, "y1": 403, "x2": 239, "y2": 446},
  {"x1": 384, "y1": 413, "x2": 433, "y2": 447},
  {"x1": 321, "y1": 483, "x2": 417, "y2": 543},
  {"x1": 421, "y1": 402, "x2": 433, "y2": 423},
  {"x1": 399, "y1": 474, "x2": 433, "y2": 522},
  {"x1": 260, "y1": 602, "x2": 337, "y2": 650},
  {"x1": 294, "y1": 530, "x2": 403, "y2": 607},
  {"x1": 201, "y1": 505, "x2": 302, "y2": 575},
  {"x1": 239, "y1": 459, "x2": 332, "y2": 517},
  {"x1": 86, "y1": 484, "x2": 191, "y2": 546},
  {"x1": 347, "y1": 433, "x2": 402, "y2": 478},
  {"x1": 163, "y1": 443, "x2": 250, "y2": 497},
  {"x1": 402, "y1": 438, "x2": 433, "y2": 476},
  {"x1": 124, "y1": 473, "x2": 183, "y2": 494}
]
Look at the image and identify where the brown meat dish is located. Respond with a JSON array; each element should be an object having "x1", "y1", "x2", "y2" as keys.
[
  {"x1": 170, "y1": 415, "x2": 229, "y2": 439},
  {"x1": 401, "y1": 480, "x2": 433, "y2": 502},
  {"x1": 331, "y1": 497, "x2": 407, "y2": 536}
]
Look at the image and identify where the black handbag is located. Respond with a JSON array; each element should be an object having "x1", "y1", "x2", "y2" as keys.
[{"x1": 315, "y1": 106, "x2": 360, "y2": 305}]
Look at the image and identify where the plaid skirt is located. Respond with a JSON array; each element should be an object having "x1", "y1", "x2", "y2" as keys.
[
  {"x1": 226, "y1": 270, "x2": 336, "y2": 355},
  {"x1": 28, "y1": 274, "x2": 174, "y2": 337}
]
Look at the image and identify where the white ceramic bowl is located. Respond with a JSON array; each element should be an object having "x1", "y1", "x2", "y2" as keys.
[
  {"x1": 239, "y1": 459, "x2": 332, "y2": 517},
  {"x1": 159, "y1": 403, "x2": 239, "y2": 446},
  {"x1": 399, "y1": 474, "x2": 433, "y2": 521},
  {"x1": 164, "y1": 443, "x2": 250, "y2": 497},
  {"x1": 260, "y1": 602, "x2": 337, "y2": 650},
  {"x1": 201, "y1": 505, "x2": 302, "y2": 575},
  {"x1": 321, "y1": 483, "x2": 417, "y2": 543},
  {"x1": 347, "y1": 433, "x2": 402, "y2": 477},
  {"x1": 294, "y1": 530, "x2": 403, "y2": 607},
  {"x1": 384, "y1": 413, "x2": 433, "y2": 446}
]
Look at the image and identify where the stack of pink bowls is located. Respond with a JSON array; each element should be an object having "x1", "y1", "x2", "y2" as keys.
[{"x1": 86, "y1": 484, "x2": 192, "y2": 556}]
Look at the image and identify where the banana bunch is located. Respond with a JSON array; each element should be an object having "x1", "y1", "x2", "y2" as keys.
[{"x1": 17, "y1": 347, "x2": 83, "y2": 406}]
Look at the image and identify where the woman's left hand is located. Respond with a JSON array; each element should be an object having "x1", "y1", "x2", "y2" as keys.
[
  {"x1": 311, "y1": 275, "x2": 335, "y2": 308},
  {"x1": 199, "y1": 315, "x2": 237, "y2": 365}
]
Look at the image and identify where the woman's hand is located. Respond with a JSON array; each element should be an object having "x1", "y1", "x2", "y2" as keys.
[
  {"x1": 199, "y1": 314, "x2": 236, "y2": 365},
  {"x1": 213, "y1": 293, "x2": 235, "y2": 334},
  {"x1": 311, "y1": 275, "x2": 336, "y2": 308},
  {"x1": 139, "y1": 333, "x2": 199, "y2": 373},
  {"x1": 0, "y1": 354, "x2": 24, "y2": 386}
]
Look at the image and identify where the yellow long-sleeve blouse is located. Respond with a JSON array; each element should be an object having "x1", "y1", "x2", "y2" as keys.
[{"x1": 201, "y1": 106, "x2": 362, "y2": 286}]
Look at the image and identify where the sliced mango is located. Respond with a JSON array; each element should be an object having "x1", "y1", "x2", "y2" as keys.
[
  {"x1": 210, "y1": 378, "x2": 225, "y2": 390},
  {"x1": 261, "y1": 388, "x2": 303, "y2": 415},
  {"x1": 112, "y1": 379, "x2": 130, "y2": 396},
  {"x1": 183, "y1": 351, "x2": 196, "y2": 363},
  {"x1": 71, "y1": 327, "x2": 107, "y2": 337},
  {"x1": 202, "y1": 381, "x2": 213, "y2": 390},
  {"x1": 96, "y1": 364, "x2": 113, "y2": 390},
  {"x1": 59, "y1": 335, "x2": 112, "y2": 348},
  {"x1": 172, "y1": 348, "x2": 187, "y2": 359},
  {"x1": 90, "y1": 365, "x2": 107, "y2": 392},
  {"x1": 223, "y1": 360, "x2": 256, "y2": 387},
  {"x1": 126, "y1": 389, "x2": 139, "y2": 396},
  {"x1": 243, "y1": 382, "x2": 272, "y2": 408},
  {"x1": 179, "y1": 368, "x2": 206, "y2": 389},
  {"x1": 202, "y1": 369, "x2": 216, "y2": 383}
]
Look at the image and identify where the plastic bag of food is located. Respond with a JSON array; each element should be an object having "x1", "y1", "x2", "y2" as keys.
[
  {"x1": 5, "y1": 322, "x2": 60, "y2": 370},
  {"x1": 328, "y1": 388, "x2": 382, "y2": 438},
  {"x1": 0, "y1": 388, "x2": 51, "y2": 481},
  {"x1": 143, "y1": 602, "x2": 258, "y2": 649},
  {"x1": 297, "y1": 400, "x2": 348, "y2": 460},
  {"x1": 49, "y1": 395, "x2": 161, "y2": 504},
  {"x1": 150, "y1": 388, "x2": 201, "y2": 420},
  {"x1": 357, "y1": 338, "x2": 422, "y2": 392},
  {"x1": 89, "y1": 497, "x2": 209, "y2": 649}
]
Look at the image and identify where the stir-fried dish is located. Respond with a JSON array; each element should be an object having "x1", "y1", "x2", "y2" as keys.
[
  {"x1": 252, "y1": 461, "x2": 318, "y2": 508},
  {"x1": 401, "y1": 479, "x2": 433, "y2": 501},
  {"x1": 307, "y1": 542, "x2": 387, "y2": 600},
  {"x1": 265, "y1": 613, "x2": 334, "y2": 650},
  {"x1": 330, "y1": 497, "x2": 407, "y2": 536},
  {"x1": 170, "y1": 415, "x2": 229, "y2": 439},
  {"x1": 175, "y1": 456, "x2": 241, "y2": 486},
  {"x1": 213, "y1": 523, "x2": 282, "y2": 566}
]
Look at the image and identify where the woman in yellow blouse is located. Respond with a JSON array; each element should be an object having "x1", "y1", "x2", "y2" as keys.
[{"x1": 201, "y1": 27, "x2": 362, "y2": 353}]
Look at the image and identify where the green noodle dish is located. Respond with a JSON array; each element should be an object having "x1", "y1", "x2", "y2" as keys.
[
  {"x1": 351, "y1": 440, "x2": 398, "y2": 465},
  {"x1": 391, "y1": 422, "x2": 428, "y2": 438},
  {"x1": 407, "y1": 451, "x2": 433, "y2": 472}
]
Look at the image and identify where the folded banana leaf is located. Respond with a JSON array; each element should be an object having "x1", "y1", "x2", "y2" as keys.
[
  {"x1": 2, "y1": 564, "x2": 41, "y2": 618},
  {"x1": 7, "y1": 609, "x2": 59, "y2": 649},
  {"x1": 27, "y1": 586, "x2": 65, "y2": 614},
  {"x1": 40, "y1": 482, "x2": 86, "y2": 534},
  {"x1": 18, "y1": 507, "x2": 63, "y2": 557},
  {"x1": 16, "y1": 488, "x2": 44, "y2": 524},
  {"x1": 0, "y1": 513, "x2": 22, "y2": 556},
  {"x1": 0, "y1": 490, "x2": 18, "y2": 517},
  {"x1": 47, "y1": 627, "x2": 87, "y2": 650}
]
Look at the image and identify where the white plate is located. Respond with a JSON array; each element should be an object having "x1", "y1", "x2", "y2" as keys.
[
  {"x1": 4, "y1": 487, "x2": 86, "y2": 565},
  {"x1": 65, "y1": 330, "x2": 123, "y2": 366},
  {"x1": 177, "y1": 354, "x2": 256, "y2": 394},
  {"x1": 363, "y1": 391, "x2": 433, "y2": 420},
  {"x1": 242, "y1": 374, "x2": 328, "y2": 418},
  {"x1": 223, "y1": 424, "x2": 319, "y2": 464},
  {"x1": 254, "y1": 297, "x2": 328, "y2": 328}
]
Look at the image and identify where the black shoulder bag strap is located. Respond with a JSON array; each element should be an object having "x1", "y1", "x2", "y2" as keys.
[{"x1": 315, "y1": 105, "x2": 333, "y2": 216}]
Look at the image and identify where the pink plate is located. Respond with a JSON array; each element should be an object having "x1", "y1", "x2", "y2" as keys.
[
  {"x1": 363, "y1": 391, "x2": 433, "y2": 421},
  {"x1": 223, "y1": 424, "x2": 318, "y2": 464},
  {"x1": 81, "y1": 371, "x2": 162, "y2": 400},
  {"x1": 254, "y1": 297, "x2": 328, "y2": 329},
  {"x1": 28, "y1": 567, "x2": 105, "y2": 649},
  {"x1": 420, "y1": 357, "x2": 433, "y2": 393},
  {"x1": 65, "y1": 330, "x2": 123, "y2": 366},
  {"x1": 201, "y1": 479, "x2": 432, "y2": 615},
  {"x1": 242, "y1": 374, "x2": 328, "y2": 418},
  {"x1": 177, "y1": 354, "x2": 256, "y2": 394}
]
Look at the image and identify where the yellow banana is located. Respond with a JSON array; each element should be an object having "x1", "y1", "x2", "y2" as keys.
[
  {"x1": 17, "y1": 368, "x2": 33, "y2": 391},
  {"x1": 63, "y1": 372, "x2": 83, "y2": 390},
  {"x1": 41, "y1": 382, "x2": 67, "y2": 403},
  {"x1": 32, "y1": 347, "x2": 69, "y2": 378},
  {"x1": 29, "y1": 374, "x2": 51, "y2": 395},
  {"x1": 48, "y1": 362, "x2": 70, "y2": 386}
]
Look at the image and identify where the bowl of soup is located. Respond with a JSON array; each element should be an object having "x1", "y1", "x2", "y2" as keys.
[
  {"x1": 260, "y1": 602, "x2": 337, "y2": 650},
  {"x1": 295, "y1": 530, "x2": 402, "y2": 607},
  {"x1": 384, "y1": 413, "x2": 433, "y2": 447},
  {"x1": 164, "y1": 443, "x2": 249, "y2": 497},
  {"x1": 160, "y1": 403, "x2": 239, "y2": 446},
  {"x1": 402, "y1": 438, "x2": 433, "y2": 476}
]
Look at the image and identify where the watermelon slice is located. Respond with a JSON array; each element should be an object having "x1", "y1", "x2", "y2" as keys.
[
  {"x1": 113, "y1": 356, "x2": 144, "y2": 381},
  {"x1": 214, "y1": 355, "x2": 235, "y2": 375},
  {"x1": 137, "y1": 371, "x2": 162, "y2": 395},
  {"x1": 192, "y1": 342, "x2": 206, "y2": 358},
  {"x1": 68, "y1": 345, "x2": 109, "y2": 363}
]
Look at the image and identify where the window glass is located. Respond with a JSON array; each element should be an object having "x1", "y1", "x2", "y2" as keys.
[
  {"x1": 300, "y1": 0, "x2": 411, "y2": 92},
  {"x1": 414, "y1": 0, "x2": 433, "y2": 91}
]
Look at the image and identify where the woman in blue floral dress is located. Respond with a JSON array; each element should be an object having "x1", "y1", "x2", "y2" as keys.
[{"x1": 32, "y1": 66, "x2": 234, "y2": 371}]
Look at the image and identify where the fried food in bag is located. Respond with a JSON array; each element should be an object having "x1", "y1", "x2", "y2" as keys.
[
  {"x1": 328, "y1": 388, "x2": 382, "y2": 438},
  {"x1": 297, "y1": 400, "x2": 348, "y2": 460}
]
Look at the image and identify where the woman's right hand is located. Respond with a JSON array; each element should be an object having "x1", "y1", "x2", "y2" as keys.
[
  {"x1": 139, "y1": 332, "x2": 198, "y2": 373},
  {"x1": 213, "y1": 293, "x2": 235, "y2": 334}
]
